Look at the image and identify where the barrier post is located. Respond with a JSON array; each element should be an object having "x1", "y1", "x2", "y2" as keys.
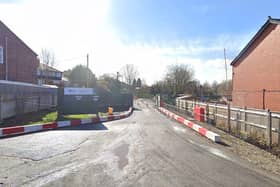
[{"x1": 266, "y1": 109, "x2": 272, "y2": 148}]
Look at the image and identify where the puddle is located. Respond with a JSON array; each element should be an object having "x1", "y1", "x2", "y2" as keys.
[{"x1": 113, "y1": 143, "x2": 129, "y2": 170}]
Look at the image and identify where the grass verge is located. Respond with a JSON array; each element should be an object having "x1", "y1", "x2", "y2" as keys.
[{"x1": 0, "y1": 110, "x2": 99, "y2": 127}]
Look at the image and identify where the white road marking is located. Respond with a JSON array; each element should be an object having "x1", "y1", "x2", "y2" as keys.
[
  {"x1": 186, "y1": 138, "x2": 232, "y2": 161},
  {"x1": 173, "y1": 126, "x2": 186, "y2": 133},
  {"x1": 201, "y1": 145, "x2": 232, "y2": 161}
]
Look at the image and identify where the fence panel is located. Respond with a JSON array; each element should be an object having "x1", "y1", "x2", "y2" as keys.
[
  {"x1": 0, "y1": 81, "x2": 57, "y2": 121},
  {"x1": 173, "y1": 99, "x2": 280, "y2": 146}
]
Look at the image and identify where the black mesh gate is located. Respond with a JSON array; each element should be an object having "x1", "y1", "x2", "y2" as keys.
[{"x1": 57, "y1": 87, "x2": 133, "y2": 116}]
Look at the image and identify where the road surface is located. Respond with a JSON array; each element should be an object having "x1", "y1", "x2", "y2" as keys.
[{"x1": 0, "y1": 99, "x2": 279, "y2": 186}]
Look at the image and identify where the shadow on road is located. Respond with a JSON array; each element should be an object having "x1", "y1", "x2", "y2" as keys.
[
  {"x1": 133, "y1": 107, "x2": 142, "y2": 111},
  {"x1": 217, "y1": 141, "x2": 230, "y2": 147},
  {"x1": 58, "y1": 123, "x2": 108, "y2": 131}
]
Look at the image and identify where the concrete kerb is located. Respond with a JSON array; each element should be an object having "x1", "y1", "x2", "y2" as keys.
[
  {"x1": 0, "y1": 107, "x2": 133, "y2": 138},
  {"x1": 158, "y1": 107, "x2": 221, "y2": 143}
]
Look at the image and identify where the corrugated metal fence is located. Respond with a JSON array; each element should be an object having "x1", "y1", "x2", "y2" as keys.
[{"x1": 0, "y1": 80, "x2": 57, "y2": 121}]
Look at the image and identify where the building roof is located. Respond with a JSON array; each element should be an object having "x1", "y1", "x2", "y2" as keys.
[
  {"x1": 39, "y1": 63, "x2": 62, "y2": 73},
  {"x1": 231, "y1": 16, "x2": 280, "y2": 66},
  {"x1": 0, "y1": 20, "x2": 38, "y2": 56}
]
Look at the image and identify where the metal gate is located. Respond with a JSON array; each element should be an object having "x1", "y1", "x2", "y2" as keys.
[{"x1": 57, "y1": 87, "x2": 133, "y2": 115}]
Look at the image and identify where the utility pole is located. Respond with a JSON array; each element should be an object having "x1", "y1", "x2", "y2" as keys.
[
  {"x1": 5, "y1": 36, "x2": 8, "y2": 81},
  {"x1": 224, "y1": 48, "x2": 228, "y2": 92},
  {"x1": 86, "y1": 53, "x2": 89, "y2": 88},
  {"x1": 116, "y1": 72, "x2": 120, "y2": 81}
]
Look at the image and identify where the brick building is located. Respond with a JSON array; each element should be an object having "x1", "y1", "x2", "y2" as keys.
[
  {"x1": 0, "y1": 20, "x2": 39, "y2": 84},
  {"x1": 231, "y1": 17, "x2": 280, "y2": 111}
]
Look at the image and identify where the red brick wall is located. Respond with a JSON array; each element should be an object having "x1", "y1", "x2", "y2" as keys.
[
  {"x1": 232, "y1": 24, "x2": 280, "y2": 111},
  {"x1": 0, "y1": 21, "x2": 39, "y2": 84}
]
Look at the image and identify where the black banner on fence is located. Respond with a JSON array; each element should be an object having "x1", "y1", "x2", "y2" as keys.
[{"x1": 58, "y1": 87, "x2": 133, "y2": 115}]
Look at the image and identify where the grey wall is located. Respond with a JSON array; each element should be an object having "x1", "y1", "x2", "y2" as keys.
[{"x1": 0, "y1": 81, "x2": 57, "y2": 121}]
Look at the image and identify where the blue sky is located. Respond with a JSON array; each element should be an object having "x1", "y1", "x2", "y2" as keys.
[
  {"x1": 0, "y1": 0, "x2": 280, "y2": 84},
  {"x1": 110, "y1": 0, "x2": 280, "y2": 59}
]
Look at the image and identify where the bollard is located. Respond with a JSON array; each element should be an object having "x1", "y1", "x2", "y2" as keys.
[{"x1": 108, "y1": 107, "x2": 114, "y2": 115}]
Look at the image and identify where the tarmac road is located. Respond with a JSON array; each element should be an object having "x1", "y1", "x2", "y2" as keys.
[{"x1": 0, "y1": 99, "x2": 279, "y2": 186}]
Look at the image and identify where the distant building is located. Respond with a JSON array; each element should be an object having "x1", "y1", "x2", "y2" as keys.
[
  {"x1": 0, "y1": 20, "x2": 39, "y2": 84},
  {"x1": 231, "y1": 17, "x2": 280, "y2": 111},
  {"x1": 37, "y1": 63, "x2": 62, "y2": 86}
]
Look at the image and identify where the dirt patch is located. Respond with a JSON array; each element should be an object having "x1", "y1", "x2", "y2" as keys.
[{"x1": 113, "y1": 143, "x2": 129, "y2": 170}]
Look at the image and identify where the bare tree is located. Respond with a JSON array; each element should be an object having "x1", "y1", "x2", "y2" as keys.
[
  {"x1": 40, "y1": 48, "x2": 56, "y2": 67},
  {"x1": 165, "y1": 64, "x2": 194, "y2": 96},
  {"x1": 121, "y1": 64, "x2": 139, "y2": 85}
]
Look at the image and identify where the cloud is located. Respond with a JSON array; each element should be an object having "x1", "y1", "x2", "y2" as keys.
[
  {"x1": 0, "y1": 0, "x2": 252, "y2": 85},
  {"x1": 0, "y1": 0, "x2": 20, "y2": 3}
]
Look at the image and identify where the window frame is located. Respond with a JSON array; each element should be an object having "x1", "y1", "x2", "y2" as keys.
[{"x1": 0, "y1": 46, "x2": 3, "y2": 64}]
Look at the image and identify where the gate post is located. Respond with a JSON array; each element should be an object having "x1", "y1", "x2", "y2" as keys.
[{"x1": 57, "y1": 87, "x2": 64, "y2": 120}]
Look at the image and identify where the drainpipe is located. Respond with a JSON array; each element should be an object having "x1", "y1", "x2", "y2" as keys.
[
  {"x1": 5, "y1": 36, "x2": 8, "y2": 81},
  {"x1": 262, "y1": 89, "x2": 266, "y2": 110}
]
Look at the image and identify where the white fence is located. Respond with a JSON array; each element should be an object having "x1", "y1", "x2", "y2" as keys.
[{"x1": 174, "y1": 99, "x2": 280, "y2": 146}]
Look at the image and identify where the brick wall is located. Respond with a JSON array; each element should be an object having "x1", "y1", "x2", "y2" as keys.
[
  {"x1": 232, "y1": 24, "x2": 280, "y2": 111},
  {"x1": 0, "y1": 21, "x2": 39, "y2": 84}
]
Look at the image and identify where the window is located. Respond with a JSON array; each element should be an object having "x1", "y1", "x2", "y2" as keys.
[{"x1": 0, "y1": 46, "x2": 3, "y2": 64}]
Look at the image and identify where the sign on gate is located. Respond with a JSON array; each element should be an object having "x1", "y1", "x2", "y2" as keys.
[
  {"x1": 64, "y1": 87, "x2": 96, "y2": 95},
  {"x1": 58, "y1": 87, "x2": 133, "y2": 116}
]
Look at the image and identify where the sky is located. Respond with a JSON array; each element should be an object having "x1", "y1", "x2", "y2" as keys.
[{"x1": 0, "y1": 0, "x2": 280, "y2": 85}]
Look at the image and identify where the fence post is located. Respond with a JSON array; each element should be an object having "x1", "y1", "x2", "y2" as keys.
[
  {"x1": 206, "y1": 103, "x2": 209, "y2": 123},
  {"x1": 278, "y1": 119, "x2": 280, "y2": 146},
  {"x1": 227, "y1": 103, "x2": 231, "y2": 132},
  {"x1": 266, "y1": 109, "x2": 272, "y2": 148},
  {"x1": 244, "y1": 106, "x2": 247, "y2": 132},
  {"x1": 214, "y1": 103, "x2": 217, "y2": 125},
  {"x1": 236, "y1": 110, "x2": 241, "y2": 136}
]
